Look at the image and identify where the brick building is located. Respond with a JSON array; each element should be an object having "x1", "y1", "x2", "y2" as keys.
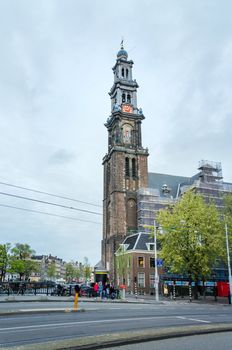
[
  {"x1": 102, "y1": 44, "x2": 232, "y2": 289},
  {"x1": 115, "y1": 232, "x2": 163, "y2": 295},
  {"x1": 102, "y1": 43, "x2": 149, "y2": 282}
]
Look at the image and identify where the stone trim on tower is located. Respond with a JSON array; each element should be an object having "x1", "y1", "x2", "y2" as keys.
[{"x1": 102, "y1": 43, "x2": 149, "y2": 283}]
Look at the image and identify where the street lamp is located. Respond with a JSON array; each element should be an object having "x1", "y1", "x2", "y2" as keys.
[
  {"x1": 154, "y1": 220, "x2": 159, "y2": 302},
  {"x1": 225, "y1": 222, "x2": 232, "y2": 304}
]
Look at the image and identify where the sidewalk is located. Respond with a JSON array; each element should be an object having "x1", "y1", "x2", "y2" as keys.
[
  {"x1": 0, "y1": 293, "x2": 230, "y2": 306},
  {"x1": 0, "y1": 294, "x2": 149, "y2": 316}
]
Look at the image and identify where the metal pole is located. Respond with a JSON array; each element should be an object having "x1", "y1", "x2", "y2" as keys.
[
  {"x1": 154, "y1": 220, "x2": 159, "y2": 302},
  {"x1": 225, "y1": 223, "x2": 232, "y2": 304}
]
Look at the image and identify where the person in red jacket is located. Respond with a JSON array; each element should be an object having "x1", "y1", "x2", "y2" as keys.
[{"x1": 93, "y1": 282, "x2": 99, "y2": 297}]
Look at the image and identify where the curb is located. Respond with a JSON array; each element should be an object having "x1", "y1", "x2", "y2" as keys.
[
  {"x1": 2, "y1": 323, "x2": 232, "y2": 350},
  {"x1": 0, "y1": 308, "x2": 86, "y2": 316}
]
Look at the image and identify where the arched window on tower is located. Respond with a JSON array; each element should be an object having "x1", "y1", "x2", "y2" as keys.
[
  {"x1": 132, "y1": 158, "x2": 136, "y2": 178},
  {"x1": 126, "y1": 69, "x2": 129, "y2": 79},
  {"x1": 122, "y1": 68, "x2": 124, "y2": 77},
  {"x1": 125, "y1": 157, "x2": 130, "y2": 177},
  {"x1": 127, "y1": 199, "x2": 137, "y2": 231},
  {"x1": 127, "y1": 94, "x2": 131, "y2": 103},
  {"x1": 122, "y1": 93, "x2": 126, "y2": 103}
]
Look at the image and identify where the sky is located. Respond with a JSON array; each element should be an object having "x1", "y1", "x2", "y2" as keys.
[{"x1": 0, "y1": 0, "x2": 232, "y2": 266}]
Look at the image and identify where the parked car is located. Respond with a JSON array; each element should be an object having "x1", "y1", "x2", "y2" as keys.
[{"x1": 79, "y1": 284, "x2": 94, "y2": 297}]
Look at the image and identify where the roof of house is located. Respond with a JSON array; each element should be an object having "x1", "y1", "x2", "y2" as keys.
[
  {"x1": 122, "y1": 232, "x2": 154, "y2": 251},
  {"x1": 148, "y1": 172, "x2": 193, "y2": 198}
]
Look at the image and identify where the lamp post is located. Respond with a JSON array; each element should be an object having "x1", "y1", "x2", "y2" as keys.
[
  {"x1": 225, "y1": 222, "x2": 232, "y2": 304},
  {"x1": 154, "y1": 220, "x2": 159, "y2": 302}
]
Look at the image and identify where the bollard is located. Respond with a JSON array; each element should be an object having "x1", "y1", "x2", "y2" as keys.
[
  {"x1": 189, "y1": 284, "x2": 192, "y2": 302},
  {"x1": 173, "y1": 282, "x2": 176, "y2": 301},
  {"x1": 134, "y1": 282, "x2": 137, "y2": 298},
  {"x1": 74, "y1": 292, "x2": 79, "y2": 311}
]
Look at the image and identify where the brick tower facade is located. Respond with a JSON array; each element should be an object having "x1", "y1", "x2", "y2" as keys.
[{"x1": 102, "y1": 43, "x2": 149, "y2": 282}]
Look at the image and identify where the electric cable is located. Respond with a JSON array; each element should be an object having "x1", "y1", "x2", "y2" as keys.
[
  {"x1": 0, "y1": 181, "x2": 102, "y2": 208},
  {"x1": 0, "y1": 191, "x2": 102, "y2": 216},
  {"x1": 0, "y1": 203, "x2": 102, "y2": 225}
]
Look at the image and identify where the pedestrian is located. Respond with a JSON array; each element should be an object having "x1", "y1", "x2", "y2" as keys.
[
  {"x1": 98, "y1": 282, "x2": 103, "y2": 298},
  {"x1": 102, "y1": 283, "x2": 107, "y2": 299},
  {"x1": 93, "y1": 282, "x2": 99, "y2": 297},
  {"x1": 106, "y1": 284, "x2": 110, "y2": 299},
  {"x1": 110, "y1": 285, "x2": 116, "y2": 299},
  {"x1": 75, "y1": 284, "x2": 80, "y2": 295}
]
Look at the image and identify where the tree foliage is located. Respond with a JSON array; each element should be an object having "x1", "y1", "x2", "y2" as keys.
[
  {"x1": 47, "y1": 261, "x2": 57, "y2": 280},
  {"x1": 65, "y1": 262, "x2": 81, "y2": 282},
  {"x1": 115, "y1": 245, "x2": 131, "y2": 285},
  {"x1": 224, "y1": 193, "x2": 232, "y2": 226},
  {"x1": 157, "y1": 191, "x2": 224, "y2": 281},
  {"x1": 224, "y1": 193, "x2": 232, "y2": 256},
  {"x1": 0, "y1": 243, "x2": 10, "y2": 282},
  {"x1": 82, "y1": 257, "x2": 92, "y2": 282},
  {"x1": 9, "y1": 243, "x2": 38, "y2": 280}
]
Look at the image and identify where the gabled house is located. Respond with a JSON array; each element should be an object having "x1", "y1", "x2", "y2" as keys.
[{"x1": 116, "y1": 232, "x2": 163, "y2": 295}]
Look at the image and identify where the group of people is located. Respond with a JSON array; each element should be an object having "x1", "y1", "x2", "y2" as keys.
[{"x1": 93, "y1": 282, "x2": 119, "y2": 299}]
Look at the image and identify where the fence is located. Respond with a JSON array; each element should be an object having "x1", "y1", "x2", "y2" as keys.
[{"x1": 0, "y1": 281, "x2": 56, "y2": 296}]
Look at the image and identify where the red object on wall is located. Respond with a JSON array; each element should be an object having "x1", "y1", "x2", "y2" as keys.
[{"x1": 217, "y1": 282, "x2": 229, "y2": 297}]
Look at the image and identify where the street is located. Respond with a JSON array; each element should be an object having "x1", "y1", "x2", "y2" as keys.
[
  {"x1": 107, "y1": 332, "x2": 232, "y2": 350},
  {"x1": 1, "y1": 300, "x2": 232, "y2": 348}
]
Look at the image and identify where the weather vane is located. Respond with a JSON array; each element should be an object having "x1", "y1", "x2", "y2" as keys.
[{"x1": 121, "y1": 36, "x2": 124, "y2": 48}]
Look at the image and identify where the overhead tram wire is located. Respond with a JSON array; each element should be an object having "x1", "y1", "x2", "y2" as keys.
[
  {"x1": 0, "y1": 181, "x2": 102, "y2": 208},
  {"x1": 0, "y1": 204, "x2": 101, "y2": 225},
  {"x1": 0, "y1": 191, "x2": 102, "y2": 216}
]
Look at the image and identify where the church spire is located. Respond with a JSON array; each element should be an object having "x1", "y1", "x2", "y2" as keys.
[{"x1": 108, "y1": 43, "x2": 141, "y2": 116}]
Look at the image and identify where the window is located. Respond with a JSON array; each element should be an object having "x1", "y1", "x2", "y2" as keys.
[
  {"x1": 138, "y1": 256, "x2": 144, "y2": 268},
  {"x1": 146, "y1": 243, "x2": 154, "y2": 251},
  {"x1": 138, "y1": 272, "x2": 145, "y2": 287},
  {"x1": 150, "y1": 273, "x2": 155, "y2": 288},
  {"x1": 150, "y1": 258, "x2": 155, "y2": 268},
  {"x1": 127, "y1": 199, "x2": 137, "y2": 229},
  {"x1": 122, "y1": 68, "x2": 124, "y2": 77},
  {"x1": 132, "y1": 158, "x2": 136, "y2": 177},
  {"x1": 125, "y1": 157, "x2": 130, "y2": 177},
  {"x1": 127, "y1": 94, "x2": 131, "y2": 103},
  {"x1": 126, "y1": 68, "x2": 129, "y2": 79},
  {"x1": 122, "y1": 93, "x2": 126, "y2": 103}
]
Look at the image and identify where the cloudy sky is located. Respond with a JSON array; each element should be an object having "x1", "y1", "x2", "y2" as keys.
[{"x1": 0, "y1": 0, "x2": 231, "y2": 265}]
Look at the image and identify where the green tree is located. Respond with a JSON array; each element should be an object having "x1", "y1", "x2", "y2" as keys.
[
  {"x1": 83, "y1": 257, "x2": 92, "y2": 282},
  {"x1": 0, "y1": 243, "x2": 11, "y2": 282},
  {"x1": 224, "y1": 193, "x2": 232, "y2": 224},
  {"x1": 47, "y1": 261, "x2": 57, "y2": 281},
  {"x1": 65, "y1": 262, "x2": 76, "y2": 282},
  {"x1": 9, "y1": 243, "x2": 37, "y2": 280},
  {"x1": 115, "y1": 245, "x2": 131, "y2": 286},
  {"x1": 157, "y1": 191, "x2": 224, "y2": 297}
]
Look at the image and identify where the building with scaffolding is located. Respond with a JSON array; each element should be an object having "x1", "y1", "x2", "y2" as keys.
[{"x1": 137, "y1": 160, "x2": 232, "y2": 231}]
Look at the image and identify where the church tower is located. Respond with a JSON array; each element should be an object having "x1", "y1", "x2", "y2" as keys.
[{"x1": 102, "y1": 43, "x2": 149, "y2": 281}]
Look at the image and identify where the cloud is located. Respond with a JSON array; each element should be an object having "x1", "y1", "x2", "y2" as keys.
[
  {"x1": 49, "y1": 149, "x2": 76, "y2": 165},
  {"x1": 0, "y1": 0, "x2": 231, "y2": 265}
]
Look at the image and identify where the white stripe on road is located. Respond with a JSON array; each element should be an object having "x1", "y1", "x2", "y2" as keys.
[
  {"x1": 176, "y1": 316, "x2": 211, "y2": 323},
  {"x1": 0, "y1": 314, "x2": 212, "y2": 333},
  {"x1": 0, "y1": 315, "x2": 186, "y2": 332}
]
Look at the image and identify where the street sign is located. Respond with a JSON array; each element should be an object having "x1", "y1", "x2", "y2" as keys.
[{"x1": 157, "y1": 259, "x2": 163, "y2": 267}]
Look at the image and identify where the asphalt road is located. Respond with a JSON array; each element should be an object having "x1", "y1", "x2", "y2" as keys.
[
  {"x1": 106, "y1": 332, "x2": 232, "y2": 350},
  {"x1": 1, "y1": 301, "x2": 232, "y2": 348}
]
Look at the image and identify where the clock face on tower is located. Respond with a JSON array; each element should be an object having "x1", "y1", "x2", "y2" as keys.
[{"x1": 122, "y1": 104, "x2": 133, "y2": 113}]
